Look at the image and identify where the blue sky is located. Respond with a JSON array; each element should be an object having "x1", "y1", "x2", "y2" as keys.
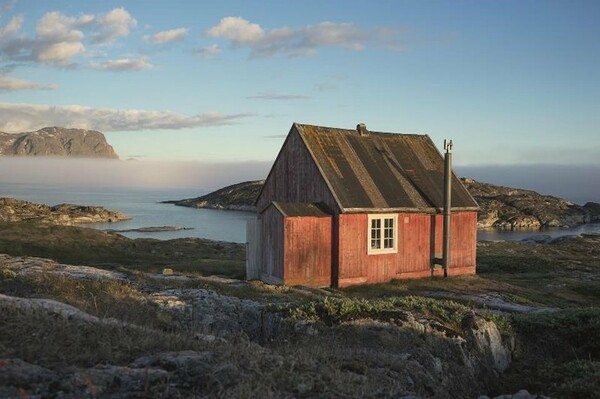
[{"x1": 0, "y1": 0, "x2": 599, "y2": 166}]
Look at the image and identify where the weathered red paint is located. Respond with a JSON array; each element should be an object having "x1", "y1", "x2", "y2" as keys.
[
  {"x1": 260, "y1": 204, "x2": 332, "y2": 287},
  {"x1": 283, "y1": 216, "x2": 332, "y2": 287},
  {"x1": 336, "y1": 211, "x2": 477, "y2": 287}
]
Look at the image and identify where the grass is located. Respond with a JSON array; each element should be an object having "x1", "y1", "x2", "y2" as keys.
[
  {"x1": 0, "y1": 221, "x2": 245, "y2": 279},
  {"x1": 0, "y1": 308, "x2": 206, "y2": 368},
  {"x1": 491, "y1": 309, "x2": 600, "y2": 398}
]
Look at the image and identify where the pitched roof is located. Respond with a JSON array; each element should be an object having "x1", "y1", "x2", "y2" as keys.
[
  {"x1": 271, "y1": 202, "x2": 332, "y2": 217},
  {"x1": 294, "y1": 123, "x2": 479, "y2": 212}
]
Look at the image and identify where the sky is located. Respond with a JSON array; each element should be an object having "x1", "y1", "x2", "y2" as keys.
[{"x1": 0, "y1": 1, "x2": 599, "y2": 198}]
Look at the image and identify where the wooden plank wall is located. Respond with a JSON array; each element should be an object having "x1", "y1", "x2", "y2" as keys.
[
  {"x1": 259, "y1": 206, "x2": 284, "y2": 283},
  {"x1": 283, "y1": 216, "x2": 332, "y2": 287},
  {"x1": 256, "y1": 128, "x2": 340, "y2": 214},
  {"x1": 337, "y1": 211, "x2": 477, "y2": 287},
  {"x1": 245, "y1": 217, "x2": 261, "y2": 280},
  {"x1": 433, "y1": 211, "x2": 477, "y2": 270}
]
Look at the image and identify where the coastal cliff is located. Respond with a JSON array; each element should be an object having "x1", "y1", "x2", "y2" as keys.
[
  {"x1": 0, "y1": 197, "x2": 128, "y2": 225},
  {"x1": 169, "y1": 179, "x2": 600, "y2": 229},
  {"x1": 0, "y1": 127, "x2": 119, "y2": 158}
]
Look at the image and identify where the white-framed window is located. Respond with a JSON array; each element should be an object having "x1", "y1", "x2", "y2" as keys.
[{"x1": 367, "y1": 214, "x2": 398, "y2": 255}]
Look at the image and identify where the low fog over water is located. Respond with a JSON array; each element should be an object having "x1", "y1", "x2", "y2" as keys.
[
  {"x1": 0, "y1": 158, "x2": 598, "y2": 204},
  {"x1": 456, "y1": 164, "x2": 600, "y2": 204},
  {"x1": 0, "y1": 157, "x2": 271, "y2": 191}
]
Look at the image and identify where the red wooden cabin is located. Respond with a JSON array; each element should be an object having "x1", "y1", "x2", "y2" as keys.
[{"x1": 248, "y1": 123, "x2": 479, "y2": 288}]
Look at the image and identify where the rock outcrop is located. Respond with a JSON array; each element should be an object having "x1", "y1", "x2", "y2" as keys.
[
  {"x1": 0, "y1": 197, "x2": 129, "y2": 225},
  {"x1": 461, "y1": 178, "x2": 600, "y2": 229},
  {"x1": 0, "y1": 127, "x2": 118, "y2": 158}
]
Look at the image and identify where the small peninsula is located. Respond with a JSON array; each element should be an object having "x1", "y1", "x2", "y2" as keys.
[{"x1": 0, "y1": 127, "x2": 119, "y2": 159}]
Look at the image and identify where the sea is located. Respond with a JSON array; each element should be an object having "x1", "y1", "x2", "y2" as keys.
[
  {"x1": 0, "y1": 182, "x2": 255, "y2": 243},
  {"x1": 1, "y1": 182, "x2": 599, "y2": 243}
]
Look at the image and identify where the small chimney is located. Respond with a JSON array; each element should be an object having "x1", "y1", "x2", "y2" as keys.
[
  {"x1": 442, "y1": 139, "x2": 453, "y2": 278},
  {"x1": 356, "y1": 123, "x2": 368, "y2": 136}
]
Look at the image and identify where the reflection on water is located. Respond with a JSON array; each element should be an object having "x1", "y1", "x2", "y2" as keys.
[{"x1": 477, "y1": 223, "x2": 600, "y2": 241}]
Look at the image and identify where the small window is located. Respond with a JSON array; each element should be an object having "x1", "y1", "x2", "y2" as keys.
[{"x1": 368, "y1": 214, "x2": 398, "y2": 254}]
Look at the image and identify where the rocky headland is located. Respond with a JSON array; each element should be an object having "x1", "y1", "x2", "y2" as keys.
[
  {"x1": 461, "y1": 178, "x2": 600, "y2": 229},
  {"x1": 0, "y1": 127, "x2": 119, "y2": 158},
  {"x1": 167, "y1": 179, "x2": 600, "y2": 230},
  {"x1": 164, "y1": 180, "x2": 264, "y2": 212},
  {"x1": 0, "y1": 197, "x2": 128, "y2": 225}
]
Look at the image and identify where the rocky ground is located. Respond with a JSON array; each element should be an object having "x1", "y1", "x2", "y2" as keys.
[
  {"x1": 167, "y1": 179, "x2": 600, "y2": 230},
  {"x1": 0, "y1": 221, "x2": 599, "y2": 398},
  {"x1": 0, "y1": 252, "x2": 530, "y2": 398},
  {"x1": 0, "y1": 197, "x2": 129, "y2": 225}
]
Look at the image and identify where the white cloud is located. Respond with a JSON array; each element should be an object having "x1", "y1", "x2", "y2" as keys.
[
  {"x1": 196, "y1": 43, "x2": 220, "y2": 58},
  {"x1": 206, "y1": 17, "x2": 396, "y2": 57},
  {"x1": 35, "y1": 41, "x2": 85, "y2": 64},
  {"x1": 35, "y1": 11, "x2": 92, "y2": 42},
  {"x1": 93, "y1": 7, "x2": 137, "y2": 44},
  {"x1": 0, "y1": 7, "x2": 140, "y2": 67},
  {"x1": 0, "y1": 76, "x2": 58, "y2": 91},
  {"x1": 207, "y1": 17, "x2": 264, "y2": 44},
  {"x1": 29, "y1": 11, "x2": 96, "y2": 65},
  {"x1": 145, "y1": 27, "x2": 187, "y2": 44},
  {"x1": 0, "y1": 102, "x2": 254, "y2": 132},
  {"x1": 0, "y1": 14, "x2": 22, "y2": 38},
  {"x1": 90, "y1": 57, "x2": 153, "y2": 71}
]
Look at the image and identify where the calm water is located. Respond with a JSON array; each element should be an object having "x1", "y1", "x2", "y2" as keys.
[
  {"x1": 477, "y1": 223, "x2": 600, "y2": 241},
  {"x1": 1, "y1": 182, "x2": 598, "y2": 243},
  {"x1": 0, "y1": 183, "x2": 255, "y2": 243}
]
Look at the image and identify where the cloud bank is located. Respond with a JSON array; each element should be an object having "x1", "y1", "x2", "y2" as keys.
[
  {"x1": 0, "y1": 76, "x2": 57, "y2": 91},
  {"x1": 0, "y1": 102, "x2": 253, "y2": 132},
  {"x1": 0, "y1": 157, "x2": 271, "y2": 190},
  {"x1": 207, "y1": 16, "x2": 403, "y2": 57}
]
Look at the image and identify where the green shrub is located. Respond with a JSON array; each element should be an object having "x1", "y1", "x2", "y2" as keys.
[{"x1": 283, "y1": 295, "x2": 472, "y2": 329}]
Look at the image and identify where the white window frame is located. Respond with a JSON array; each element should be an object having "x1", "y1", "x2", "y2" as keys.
[{"x1": 367, "y1": 214, "x2": 398, "y2": 255}]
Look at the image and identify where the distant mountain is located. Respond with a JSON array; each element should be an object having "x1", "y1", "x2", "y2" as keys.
[
  {"x1": 167, "y1": 179, "x2": 600, "y2": 229},
  {"x1": 0, "y1": 127, "x2": 118, "y2": 158}
]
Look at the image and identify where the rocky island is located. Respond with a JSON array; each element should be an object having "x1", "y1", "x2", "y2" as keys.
[
  {"x1": 0, "y1": 127, "x2": 119, "y2": 158},
  {"x1": 167, "y1": 179, "x2": 600, "y2": 230},
  {"x1": 0, "y1": 197, "x2": 129, "y2": 225}
]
